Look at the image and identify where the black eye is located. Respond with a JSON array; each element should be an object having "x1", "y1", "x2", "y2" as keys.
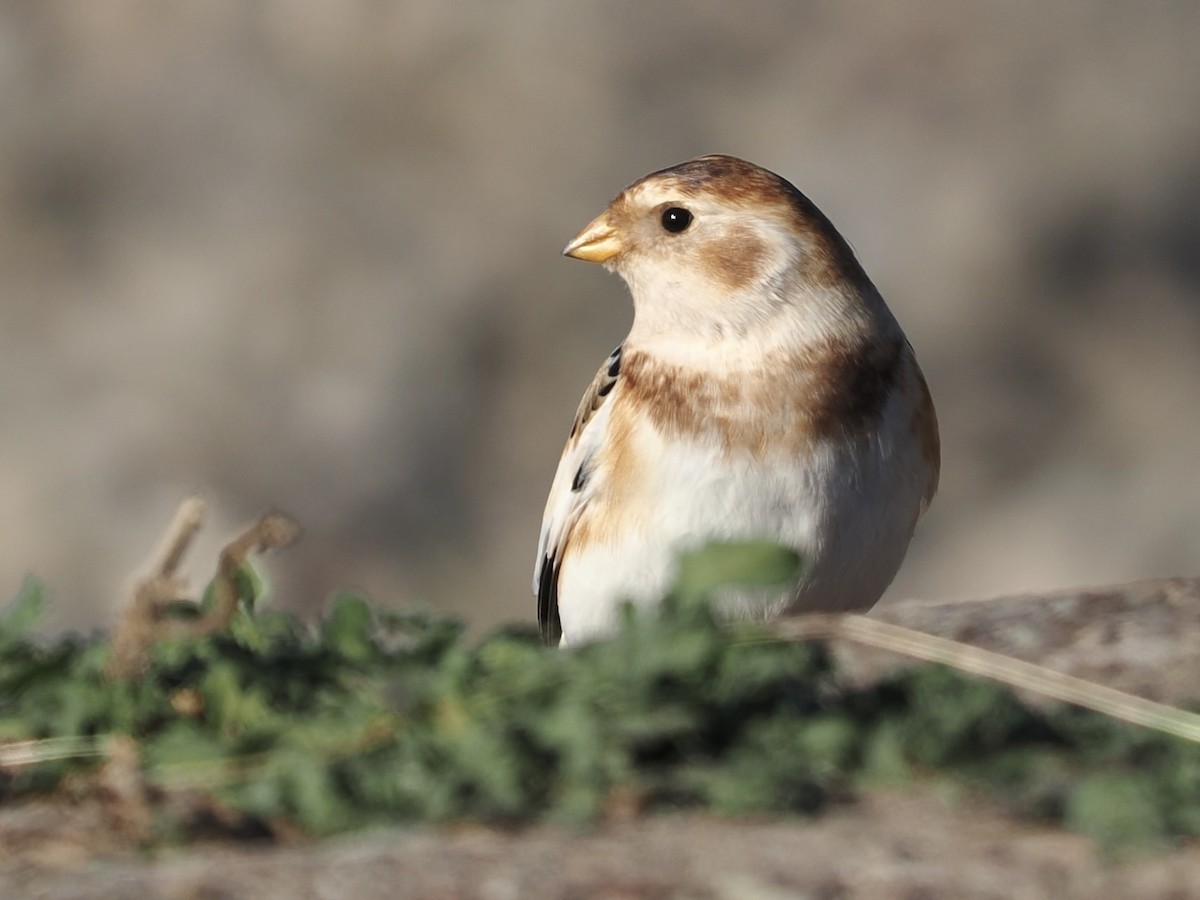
[{"x1": 660, "y1": 207, "x2": 693, "y2": 234}]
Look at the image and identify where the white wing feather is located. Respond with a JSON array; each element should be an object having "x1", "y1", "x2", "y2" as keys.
[{"x1": 533, "y1": 345, "x2": 621, "y2": 642}]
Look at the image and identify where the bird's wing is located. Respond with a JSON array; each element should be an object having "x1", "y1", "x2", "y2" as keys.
[{"x1": 534, "y1": 344, "x2": 622, "y2": 645}]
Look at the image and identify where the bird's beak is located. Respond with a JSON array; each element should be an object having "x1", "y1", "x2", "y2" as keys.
[{"x1": 563, "y1": 212, "x2": 622, "y2": 264}]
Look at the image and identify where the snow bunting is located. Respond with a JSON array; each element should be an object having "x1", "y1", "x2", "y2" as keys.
[{"x1": 534, "y1": 154, "x2": 939, "y2": 646}]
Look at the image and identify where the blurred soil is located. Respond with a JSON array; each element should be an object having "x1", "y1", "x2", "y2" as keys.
[{"x1": 4, "y1": 575, "x2": 1200, "y2": 899}]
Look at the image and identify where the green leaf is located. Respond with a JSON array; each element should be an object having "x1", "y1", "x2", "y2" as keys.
[
  {"x1": 7, "y1": 559, "x2": 1200, "y2": 856},
  {"x1": 1, "y1": 578, "x2": 46, "y2": 641},
  {"x1": 145, "y1": 721, "x2": 229, "y2": 773},
  {"x1": 323, "y1": 593, "x2": 376, "y2": 664},
  {"x1": 673, "y1": 541, "x2": 804, "y2": 605},
  {"x1": 1067, "y1": 772, "x2": 1166, "y2": 856}
]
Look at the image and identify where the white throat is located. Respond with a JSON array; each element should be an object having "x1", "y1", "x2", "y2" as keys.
[{"x1": 623, "y1": 272, "x2": 883, "y2": 373}]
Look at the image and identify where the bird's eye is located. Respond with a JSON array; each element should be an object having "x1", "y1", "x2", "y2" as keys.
[{"x1": 660, "y1": 207, "x2": 693, "y2": 234}]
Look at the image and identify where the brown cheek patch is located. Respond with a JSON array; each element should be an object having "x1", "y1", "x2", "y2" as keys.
[{"x1": 697, "y1": 224, "x2": 767, "y2": 292}]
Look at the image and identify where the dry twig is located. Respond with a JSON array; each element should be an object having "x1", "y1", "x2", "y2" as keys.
[{"x1": 106, "y1": 498, "x2": 299, "y2": 678}]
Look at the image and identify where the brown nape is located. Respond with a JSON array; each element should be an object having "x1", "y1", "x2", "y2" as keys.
[{"x1": 635, "y1": 154, "x2": 873, "y2": 293}]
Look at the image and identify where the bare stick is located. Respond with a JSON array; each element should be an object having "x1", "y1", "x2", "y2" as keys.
[
  {"x1": 154, "y1": 496, "x2": 208, "y2": 579},
  {"x1": 107, "y1": 501, "x2": 299, "y2": 678}
]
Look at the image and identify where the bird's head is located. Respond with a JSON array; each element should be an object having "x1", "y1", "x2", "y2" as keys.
[{"x1": 563, "y1": 155, "x2": 880, "y2": 347}]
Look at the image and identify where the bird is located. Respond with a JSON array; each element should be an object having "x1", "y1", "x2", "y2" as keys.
[{"x1": 534, "y1": 154, "x2": 939, "y2": 647}]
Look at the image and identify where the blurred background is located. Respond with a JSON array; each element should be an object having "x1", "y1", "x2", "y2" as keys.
[{"x1": 1, "y1": 2, "x2": 1198, "y2": 633}]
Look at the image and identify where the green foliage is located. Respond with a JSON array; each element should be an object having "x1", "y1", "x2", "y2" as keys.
[
  {"x1": 672, "y1": 541, "x2": 805, "y2": 605},
  {"x1": 3, "y1": 543, "x2": 1200, "y2": 854}
]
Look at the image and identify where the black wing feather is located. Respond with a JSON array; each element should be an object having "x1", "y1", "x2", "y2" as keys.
[{"x1": 537, "y1": 551, "x2": 563, "y2": 645}]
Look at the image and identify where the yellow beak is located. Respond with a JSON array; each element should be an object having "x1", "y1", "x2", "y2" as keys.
[{"x1": 562, "y1": 212, "x2": 622, "y2": 264}]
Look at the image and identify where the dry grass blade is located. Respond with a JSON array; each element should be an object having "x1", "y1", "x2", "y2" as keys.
[
  {"x1": 0, "y1": 736, "x2": 110, "y2": 771},
  {"x1": 770, "y1": 614, "x2": 1200, "y2": 744}
]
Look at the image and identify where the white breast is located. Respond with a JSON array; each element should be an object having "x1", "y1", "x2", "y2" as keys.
[{"x1": 556, "y1": 377, "x2": 929, "y2": 646}]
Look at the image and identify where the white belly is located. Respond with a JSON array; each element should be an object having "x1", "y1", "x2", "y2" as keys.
[{"x1": 556, "y1": 393, "x2": 927, "y2": 646}]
